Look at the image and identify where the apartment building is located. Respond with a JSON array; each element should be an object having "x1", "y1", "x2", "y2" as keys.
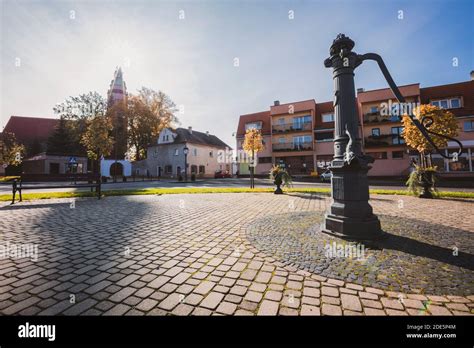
[{"x1": 236, "y1": 76, "x2": 474, "y2": 178}]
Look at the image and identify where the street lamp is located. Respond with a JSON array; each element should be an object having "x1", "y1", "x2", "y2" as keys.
[{"x1": 183, "y1": 146, "x2": 189, "y2": 182}]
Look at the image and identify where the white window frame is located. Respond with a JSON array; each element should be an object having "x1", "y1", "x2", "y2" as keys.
[
  {"x1": 431, "y1": 97, "x2": 461, "y2": 109},
  {"x1": 322, "y1": 113, "x2": 334, "y2": 123}
]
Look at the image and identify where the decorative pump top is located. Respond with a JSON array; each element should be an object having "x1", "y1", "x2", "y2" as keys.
[
  {"x1": 329, "y1": 34, "x2": 355, "y2": 56},
  {"x1": 324, "y1": 33, "x2": 463, "y2": 161}
]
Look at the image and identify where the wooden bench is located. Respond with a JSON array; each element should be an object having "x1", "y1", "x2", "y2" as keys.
[{"x1": 11, "y1": 173, "x2": 101, "y2": 204}]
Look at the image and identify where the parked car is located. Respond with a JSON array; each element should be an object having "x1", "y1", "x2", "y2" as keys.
[
  {"x1": 214, "y1": 170, "x2": 232, "y2": 179},
  {"x1": 320, "y1": 170, "x2": 332, "y2": 182}
]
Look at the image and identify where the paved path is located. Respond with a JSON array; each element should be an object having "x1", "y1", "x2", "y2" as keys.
[{"x1": 0, "y1": 193, "x2": 472, "y2": 316}]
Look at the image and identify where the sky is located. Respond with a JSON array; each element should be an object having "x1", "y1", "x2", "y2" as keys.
[{"x1": 1, "y1": 0, "x2": 473, "y2": 148}]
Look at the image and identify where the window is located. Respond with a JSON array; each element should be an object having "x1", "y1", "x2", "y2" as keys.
[
  {"x1": 278, "y1": 118, "x2": 285, "y2": 125},
  {"x1": 449, "y1": 157, "x2": 469, "y2": 172},
  {"x1": 368, "y1": 152, "x2": 387, "y2": 159},
  {"x1": 293, "y1": 115, "x2": 312, "y2": 129},
  {"x1": 165, "y1": 165, "x2": 172, "y2": 174},
  {"x1": 258, "y1": 157, "x2": 272, "y2": 163},
  {"x1": 431, "y1": 98, "x2": 461, "y2": 109},
  {"x1": 209, "y1": 151, "x2": 213, "y2": 157},
  {"x1": 391, "y1": 127, "x2": 405, "y2": 145},
  {"x1": 199, "y1": 165, "x2": 205, "y2": 174},
  {"x1": 370, "y1": 106, "x2": 378, "y2": 114},
  {"x1": 322, "y1": 113, "x2": 334, "y2": 123},
  {"x1": 371, "y1": 128, "x2": 380, "y2": 136},
  {"x1": 193, "y1": 148, "x2": 198, "y2": 156},
  {"x1": 463, "y1": 120, "x2": 474, "y2": 132},
  {"x1": 392, "y1": 151, "x2": 404, "y2": 159},
  {"x1": 315, "y1": 132, "x2": 333, "y2": 141},
  {"x1": 293, "y1": 135, "x2": 312, "y2": 149},
  {"x1": 174, "y1": 149, "x2": 179, "y2": 156},
  {"x1": 245, "y1": 122, "x2": 262, "y2": 130},
  {"x1": 191, "y1": 165, "x2": 198, "y2": 174},
  {"x1": 293, "y1": 135, "x2": 311, "y2": 144},
  {"x1": 279, "y1": 137, "x2": 286, "y2": 143},
  {"x1": 450, "y1": 98, "x2": 461, "y2": 108}
]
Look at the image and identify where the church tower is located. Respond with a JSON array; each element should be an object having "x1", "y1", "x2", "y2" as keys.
[
  {"x1": 107, "y1": 67, "x2": 127, "y2": 107},
  {"x1": 106, "y1": 67, "x2": 128, "y2": 161}
]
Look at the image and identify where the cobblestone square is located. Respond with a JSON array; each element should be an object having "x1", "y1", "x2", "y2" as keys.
[{"x1": 0, "y1": 193, "x2": 472, "y2": 316}]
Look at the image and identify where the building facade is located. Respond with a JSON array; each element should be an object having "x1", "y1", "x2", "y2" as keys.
[
  {"x1": 133, "y1": 127, "x2": 231, "y2": 178},
  {"x1": 236, "y1": 76, "x2": 474, "y2": 178}
]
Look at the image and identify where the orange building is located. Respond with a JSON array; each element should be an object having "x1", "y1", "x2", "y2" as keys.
[{"x1": 236, "y1": 75, "x2": 474, "y2": 178}]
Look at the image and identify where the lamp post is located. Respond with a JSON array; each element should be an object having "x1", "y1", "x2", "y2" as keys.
[
  {"x1": 322, "y1": 33, "x2": 463, "y2": 241},
  {"x1": 183, "y1": 145, "x2": 189, "y2": 182}
]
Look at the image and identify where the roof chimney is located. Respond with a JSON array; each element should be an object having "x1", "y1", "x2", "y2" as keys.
[
  {"x1": 206, "y1": 131, "x2": 210, "y2": 136},
  {"x1": 188, "y1": 126, "x2": 192, "y2": 134},
  {"x1": 274, "y1": 100, "x2": 280, "y2": 106},
  {"x1": 357, "y1": 88, "x2": 364, "y2": 93},
  {"x1": 471, "y1": 71, "x2": 474, "y2": 81}
]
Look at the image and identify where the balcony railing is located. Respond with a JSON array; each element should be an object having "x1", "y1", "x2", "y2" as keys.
[
  {"x1": 364, "y1": 134, "x2": 405, "y2": 147},
  {"x1": 272, "y1": 142, "x2": 313, "y2": 152},
  {"x1": 363, "y1": 112, "x2": 401, "y2": 124},
  {"x1": 272, "y1": 122, "x2": 312, "y2": 133}
]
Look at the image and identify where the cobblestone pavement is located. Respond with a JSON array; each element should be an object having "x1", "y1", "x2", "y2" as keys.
[{"x1": 0, "y1": 193, "x2": 472, "y2": 316}]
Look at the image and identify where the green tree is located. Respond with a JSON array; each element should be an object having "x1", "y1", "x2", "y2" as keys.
[{"x1": 46, "y1": 117, "x2": 80, "y2": 155}]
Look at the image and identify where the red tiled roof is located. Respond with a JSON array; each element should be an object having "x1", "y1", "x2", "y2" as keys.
[
  {"x1": 236, "y1": 111, "x2": 271, "y2": 137},
  {"x1": 357, "y1": 84, "x2": 420, "y2": 103},
  {"x1": 3, "y1": 116, "x2": 58, "y2": 144},
  {"x1": 420, "y1": 81, "x2": 474, "y2": 117},
  {"x1": 270, "y1": 99, "x2": 316, "y2": 116}
]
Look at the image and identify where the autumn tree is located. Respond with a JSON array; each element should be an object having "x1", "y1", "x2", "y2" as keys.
[
  {"x1": 0, "y1": 132, "x2": 26, "y2": 169},
  {"x1": 124, "y1": 87, "x2": 178, "y2": 160},
  {"x1": 243, "y1": 128, "x2": 265, "y2": 188},
  {"x1": 402, "y1": 104, "x2": 459, "y2": 198},
  {"x1": 80, "y1": 115, "x2": 114, "y2": 174},
  {"x1": 402, "y1": 104, "x2": 459, "y2": 168}
]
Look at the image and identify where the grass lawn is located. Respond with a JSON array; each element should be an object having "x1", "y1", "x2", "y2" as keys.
[{"x1": 0, "y1": 186, "x2": 473, "y2": 202}]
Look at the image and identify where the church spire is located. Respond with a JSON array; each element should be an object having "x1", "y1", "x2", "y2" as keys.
[{"x1": 107, "y1": 66, "x2": 127, "y2": 107}]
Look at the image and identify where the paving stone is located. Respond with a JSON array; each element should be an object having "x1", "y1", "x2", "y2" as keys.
[
  {"x1": 216, "y1": 302, "x2": 237, "y2": 315},
  {"x1": 322, "y1": 304, "x2": 342, "y2": 316},
  {"x1": 341, "y1": 294, "x2": 362, "y2": 312},
  {"x1": 158, "y1": 293, "x2": 182, "y2": 311},
  {"x1": 257, "y1": 300, "x2": 279, "y2": 315},
  {"x1": 428, "y1": 305, "x2": 453, "y2": 315},
  {"x1": 364, "y1": 307, "x2": 386, "y2": 315},
  {"x1": 104, "y1": 303, "x2": 132, "y2": 315},
  {"x1": 193, "y1": 281, "x2": 216, "y2": 295},
  {"x1": 322, "y1": 286, "x2": 339, "y2": 297},
  {"x1": 200, "y1": 292, "x2": 225, "y2": 310},
  {"x1": 381, "y1": 297, "x2": 404, "y2": 310},
  {"x1": 301, "y1": 305, "x2": 320, "y2": 316},
  {"x1": 171, "y1": 303, "x2": 194, "y2": 316},
  {"x1": 361, "y1": 299, "x2": 383, "y2": 309}
]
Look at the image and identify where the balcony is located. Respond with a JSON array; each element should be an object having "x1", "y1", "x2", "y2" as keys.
[
  {"x1": 364, "y1": 134, "x2": 405, "y2": 147},
  {"x1": 272, "y1": 122, "x2": 312, "y2": 133},
  {"x1": 272, "y1": 142, "x2": 313, "y2": 152},
  {"x1": 363, "y1": 112, "x2": 401, "y2": 124}
]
